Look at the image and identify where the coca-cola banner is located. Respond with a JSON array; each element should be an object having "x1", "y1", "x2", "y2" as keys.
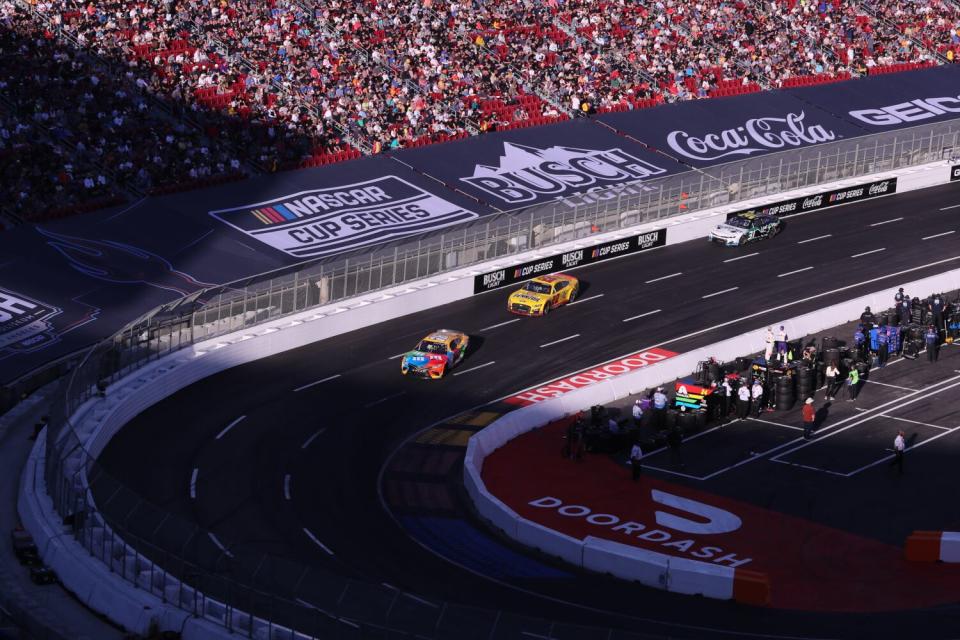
[
  {"x1": 597, "y1": 90, "x2": 867, "y2": 168},
  {"x1": 725, "y1": 177, "x2": 898, "y2": 221},
  {"x1": 786, "y1": 65, "x2": 960, "y2": 134}
]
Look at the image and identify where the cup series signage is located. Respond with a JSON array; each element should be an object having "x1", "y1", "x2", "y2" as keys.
[
  {"x1": 473, "y1": 229, "x2": 666, "y2": 294},
  {"x1": 725, "y1": 177, "x2": 898, "y2": 221}
]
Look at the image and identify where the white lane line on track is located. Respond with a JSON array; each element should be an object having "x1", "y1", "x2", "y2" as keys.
[
  {"x1": 869, "y1": 217, "x2": 903, "y2": 227},
  {"x1": 215, "y1": 415, "x2": 245, "y2": 440},
  {"x1": 645, "y1": 272, "x2": 682, "y2": 284},
  {"x1": 723, "y1": 252, "x2": 758, "y2": 263},
  {"x1": 844, "y1": 425, "x2": 960, "y2": 477},
  {"x1": 294, "y1": 374, "x2": 341, "y2": 392},
  {"x1": 540, "y1": 334, "x2": 580, "y2": 348},
  {"x1": 623, "y1": 309, "x2": 661, "y2": 323},
  {"x1": 923, "y1": 230, "x2": 956, "y2": 240},
  {"x1": 777, "y1": 266, "x2": 813, "y2": 278},
  {"x1": 301, "y1": 429, "x2": 326, "y2": 450},
  {"x1": 702, "y1": 287, "x2": 738, "y2": 299},
  {"x1": 880, "y1": 414, "x2": 951, "y2": 431},
  {"x1": 453, "y1": 361, "x2": 496, "y2": 376},
  {"x1": 770, "y1": 376, "x2": 960, "y2": 463},
  {"x1": 302, "y1": 528, "x2": 334, "y2": 555},
  {"x1": 364, "y1": 391, "x2": 406, "y2": 409},
  {"x1": 388, "y1": 352, "x2": 406, "y2": 360},
  {"x1": 189, "y1": 468, "x2": 198, "y2": 499},
  {"x1": 479, "y1": 318, "x2": 520, "y2": 332},
  {"x1": 866, "y1": 379, "x2": 916, "y2": 392},
  {"x1": 568, "y1": 293, "x2": 604, "y2": 306},
  {"x1": 940, "y1": 203, "x2": 960, "y2": 210},
  {"x1": 283, "y1": 474, "x2": 292, "y2": 500},
  {"x1": 381, "y1": 583, "x2": 440, "y2": 608},
  {"x1": 208, "y1": 533, "x2": 234, "y2": 558},
  {"x1": 797, "y1": 234, "x2": 831, "y2": 244},
  {"x1": 851, "y1": 248, "x2": 885, "y2": 258}
]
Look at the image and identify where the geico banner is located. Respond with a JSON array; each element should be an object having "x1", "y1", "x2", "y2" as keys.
[
  {"x1": 786, "y1": 65, "x2": 960, "y2": 133},
  {"x1": 474, "y1": 228, "x2": 666, "y2": 294},
  {"x1": 952, "y1": 165, "x2": 960, "y2": 182},
  {"x1": 396, "y1": 119, "x2": 687, "y2": 208},
  {"x1": 725, "y1": 177, "x2": 898, "y2": 221},
  {"x1": 597, "y1": 90, "x2": 866, "y2": 168}
]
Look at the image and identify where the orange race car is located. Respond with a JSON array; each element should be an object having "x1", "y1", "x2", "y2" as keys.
[{"x1": 507, "y1": 273, "x2": 580, "y2": 316}]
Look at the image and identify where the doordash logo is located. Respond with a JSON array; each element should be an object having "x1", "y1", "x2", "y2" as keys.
[{"x1": 529, "y1": 493, "x2": 751, "y2": 566}]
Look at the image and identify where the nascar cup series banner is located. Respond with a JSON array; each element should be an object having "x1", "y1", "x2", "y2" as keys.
[{"x1": 473, "y1": 229, "x2": 667, "y2": 294}]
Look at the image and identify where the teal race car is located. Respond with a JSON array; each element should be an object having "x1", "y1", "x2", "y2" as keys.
[{"x1": 709, "y1": 212, "x2": 782, "y2": 247}]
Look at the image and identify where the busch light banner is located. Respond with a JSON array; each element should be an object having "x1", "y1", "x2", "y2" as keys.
[
  {"x1": 951, "y1": 164, "x2": 960, "y2": 182},
  {"x1": 787, "y1": 65, "x2": 960, "y2": 133},
  {"x1": 726, "y1": 177, "x2": 898, "y2": 221},
  {"x1": 397, "y1": 119, "x2": 687, "y2": 209},
  {"x1": 598, "y1": 90, "x2": 867, "y2": 168},
  {"x1": 474, "y1": 228, "x2": 666, "y2": 293}
]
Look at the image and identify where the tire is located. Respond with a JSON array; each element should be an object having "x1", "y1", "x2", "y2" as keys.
[
  {"x1": 569, "y1": 287, "x2": 578, "y2": 303},
  {"x1": 543, "y1": 302, "x2": 551, "y2": 315}
]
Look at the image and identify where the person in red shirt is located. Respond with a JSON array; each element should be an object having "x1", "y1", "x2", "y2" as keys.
[{"x1": 802, "y1": 397, "x2": 816, "y2": 439}]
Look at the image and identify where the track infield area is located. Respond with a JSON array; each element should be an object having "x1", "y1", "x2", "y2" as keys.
[{"x1": 483, "y1": 340, "x2": 960, "y2": 614}]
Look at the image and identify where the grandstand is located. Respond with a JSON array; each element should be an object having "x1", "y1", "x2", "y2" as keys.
[{"x1": 1, "y1": 0, "x2": 956, "y2": 225}]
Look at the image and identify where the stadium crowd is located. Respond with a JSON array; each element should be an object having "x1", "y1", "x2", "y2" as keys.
[{"x1": 0, "y1": 0, "x2": 956, "y2": 224}]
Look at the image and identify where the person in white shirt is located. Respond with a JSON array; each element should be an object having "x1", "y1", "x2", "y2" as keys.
[
  {"x1": 764, "y1": 327, "x2": 775, "y2": 361},
  {"x1": 824, "y1": 363, "x2": 840, "y2": 400},
  {"x1": 630, "y1": 442, "x2": 643, "y2": 482},
  {"x1": 720, "y1": 378, "x2": 733, "y2": 421},
  {"x1": 891, "y1": 430, "x2": 905, "y2": 474},
  {"x1": 751, "y1": 379, "x2": 764, "y2": 416},
  {"x1": 632, "y1": 399, "x2": 643, "y2": 426},
  {"x1": 737, "y1": 383, "x2": 751, "y2": 419}
]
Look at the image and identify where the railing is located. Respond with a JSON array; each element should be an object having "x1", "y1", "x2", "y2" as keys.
[{"x1": 36, "y1": 119, "x2": 960, "y2": 638}]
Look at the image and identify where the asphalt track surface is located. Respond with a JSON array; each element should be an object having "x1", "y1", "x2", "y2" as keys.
[{"x1": 97, "y1": 182, "x2": 960, "y2": 639}]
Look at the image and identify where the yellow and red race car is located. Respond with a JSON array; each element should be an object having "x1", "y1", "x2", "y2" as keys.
[
  {"x1": 507, "y1": 273, "x2": 580, "y2": 316},
  {"x1": 400, "y1": 329, "x2": 470, "y2": 379}
]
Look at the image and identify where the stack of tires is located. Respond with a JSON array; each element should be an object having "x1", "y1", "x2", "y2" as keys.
[
  {"x1": 796, "y1": 365, "x2": 817, "y2": 403},
  {"x1": 776, "y1": 374, "x2": 796, "y2": 411}
]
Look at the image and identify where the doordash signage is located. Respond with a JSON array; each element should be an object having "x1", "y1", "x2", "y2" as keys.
[{"x1": 505, "y1": 347, "x2": 678, "y2": 406}]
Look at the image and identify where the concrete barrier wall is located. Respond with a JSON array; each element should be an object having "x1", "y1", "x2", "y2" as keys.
[
  {"x1": 17, "y1": 158, "x2": 957, "y2": 635},
  {"x1": 464, "y1": 266, "x2": 960, "y2": 604},
  {"x1": 905, "y1": 531, "x2": 960, "y2": 562}
]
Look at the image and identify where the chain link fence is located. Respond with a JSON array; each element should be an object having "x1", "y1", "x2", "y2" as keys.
[{"x1": 38, "y1": 120, "x2": 960, "y2": 638}]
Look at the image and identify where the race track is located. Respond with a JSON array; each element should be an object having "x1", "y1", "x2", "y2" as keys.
[{"x1": 96, "y1": 182, "x2": 960, "y2": 638}]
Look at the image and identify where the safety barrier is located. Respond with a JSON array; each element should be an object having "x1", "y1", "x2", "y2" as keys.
[
  {"x1": 17, "y1": 158, "x2": 960, "y2": 637},
  {"x1": 905, "y1": 531, "x2": 960, "y2": 562},
  {"x1": 463, "y1": 266, "x2": 960, "y2": 606}
]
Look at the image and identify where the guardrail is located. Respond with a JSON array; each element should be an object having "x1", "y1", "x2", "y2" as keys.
[{"x1": 20, "y1": 130, "x2": 960, "y2": 638}]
